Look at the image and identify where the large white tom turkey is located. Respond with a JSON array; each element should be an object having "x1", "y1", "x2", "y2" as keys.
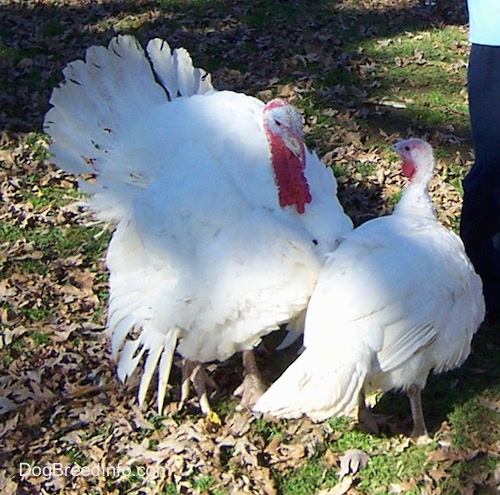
[
  {"x1": 254, "y1": 139, "x2": 485, "y2": 437},
  {"x1": 44, "y1": 35, "x2": 353, "y2": 416}
]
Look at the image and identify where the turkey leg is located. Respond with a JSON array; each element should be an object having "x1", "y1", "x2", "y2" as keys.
[
  {"x1": 407, "y1": 383, "x2": 429, "y2": 438},
  {"x1": 179, "y1": 359, "x2": 216, "y2": 416},
  {"x1": 234, "y1": 350, "x2": 266, "y2": 409},
  {"x1": 357, "y1": 389, "x2": 389, "y2": 433}
]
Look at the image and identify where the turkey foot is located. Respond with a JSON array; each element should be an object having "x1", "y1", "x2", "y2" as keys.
[
  {"x1": 357, "y1": 390, "x2": 389, "y2": 434},
  {"x1": 407, "y1": 383, "x2": 430, "y2": 441},
  {"x1": 234, "y1": 350, "x2": 266, "y2": 410},
  {"x1": 179, "y1": 359, "x2": 216, "y2": 416}
]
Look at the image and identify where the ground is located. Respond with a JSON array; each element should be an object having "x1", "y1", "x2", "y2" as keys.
[{"x1": 1, "y1": 1, "x2": 500, "y2": 494}]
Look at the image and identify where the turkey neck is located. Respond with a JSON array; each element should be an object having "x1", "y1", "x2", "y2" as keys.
[
  {"x1": 393, "y1": 142, "x2": 437, "y2": 219},
  {"x1": 394, "y1": 184, "x2": 435, "y2": 218},
  {"x1": 394, "y1": 171, "x2": 436, "y2": 219}
]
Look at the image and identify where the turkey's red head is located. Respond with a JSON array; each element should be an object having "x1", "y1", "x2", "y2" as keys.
[
  {"x1": 391, "y1": 138, "x2": 434, "y2": 183},
  {"x1": 263, "y1": 99, "x2": 311, "y2": 214}
]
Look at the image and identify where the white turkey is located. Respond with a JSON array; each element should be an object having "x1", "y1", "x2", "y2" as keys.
[
  {"x1": 254, "y1": 139, "x2": 485, "y2": 437},
  {"x1": 43, "y1": 35, "x2": 353, "y2": 417}
]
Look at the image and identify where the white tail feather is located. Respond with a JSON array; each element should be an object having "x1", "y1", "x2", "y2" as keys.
[
  {"x1": 44, "y1": 35, "x2": 214, "y2": 223},
  {"x1": 254, "y1": 349, "x2": 368, "y2": 422},
  {"x1": 109, "y1": 313, "x2": 136, "y2": 360},
  {"x1": 137, "y1": 342, "x2": 164, "y2": 406},
  {"x1": 117, "y1": 338, "x2": 145, "y2": 382},
  {"x1": 156, "y1": 332, "x2": 178, "y2": 413},
  {"x1": 146, "y1": 38, "x2": 213, "y2": 98}
]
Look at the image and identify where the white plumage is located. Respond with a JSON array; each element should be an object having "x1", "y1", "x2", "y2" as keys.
[
  {"x1": 254, "y1": 139, "x2": 485, "y2": 437},
  {"x1": 44, "y1": 35, "x2": 352, "y2": 414}
]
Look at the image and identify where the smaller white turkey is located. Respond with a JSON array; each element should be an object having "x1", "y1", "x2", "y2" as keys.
[
  {"x1": 43, "y1": 35, "x2": 352, "y2": 417},
  {"x1": 254, "y1": 138, "x2": 485, "y2": 437}
]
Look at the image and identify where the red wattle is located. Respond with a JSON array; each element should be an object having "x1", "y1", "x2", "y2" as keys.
[
  {"x1": 402, "y1": 159, "x2": 416, "y2": 179},
  {"x1": 268, "y1": 131, "x2": 311, "y2": 214}
]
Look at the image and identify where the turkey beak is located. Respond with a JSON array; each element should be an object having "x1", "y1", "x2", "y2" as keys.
[
  {"x1": 283, "y1": 132, "x2": 304, "y2": 160},
  {"x1": 390, "y1": 142, "x2": 401, "y2": 155}
]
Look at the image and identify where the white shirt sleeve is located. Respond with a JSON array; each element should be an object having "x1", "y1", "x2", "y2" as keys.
[{"x1": 468, "y1": 0, "x2": 500, "y2": 46}]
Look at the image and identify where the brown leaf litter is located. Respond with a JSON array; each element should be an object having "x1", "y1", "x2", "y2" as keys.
[{"x1": 1, "y1": 0, "x2": 499, "y2": 494}]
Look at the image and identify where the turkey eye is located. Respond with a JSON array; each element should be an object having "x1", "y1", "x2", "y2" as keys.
[
  {"x1": 274, "y1": 119, "x2": 282, "y2": 126},
  {"x1": 404, "y1": 145, "x2": 410, "y2": 151}
]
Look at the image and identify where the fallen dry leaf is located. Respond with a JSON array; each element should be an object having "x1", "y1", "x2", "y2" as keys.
[
  {"x1": 317, "y1": 475, "x2": 354, "y2": 495},
  {"x1": 338, "y1": 449, "x2": 370, "y2": 480}
]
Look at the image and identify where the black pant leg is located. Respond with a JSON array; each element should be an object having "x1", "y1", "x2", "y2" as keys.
[{"x1": 461, "y1": 44, "x2": 500, "y2": 315}]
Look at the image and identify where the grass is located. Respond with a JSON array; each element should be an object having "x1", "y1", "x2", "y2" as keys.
[
  {"x1": 269, "y1": 425, "x2": 436, "y2": 494},
  {"x1": 1, "y1": 0, "x2": 499, "y2": 494},
  {"x1": 279, "y1": 460, "x2": 338, "y2": 495}
]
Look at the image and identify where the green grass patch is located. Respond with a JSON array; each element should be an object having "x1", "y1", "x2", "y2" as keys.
[
  {"x1": 1, "y1": 2, "x2": 496, "y2": 495},
  {"x1": 253, "y1": 416, "x2": 287, "y2": 442},
  {"x1": 278, "y1": 457, "x2": 338, "y2": 495},
  {"x1": 449, "y1": 397, "x2": 500, "y2": 450}
]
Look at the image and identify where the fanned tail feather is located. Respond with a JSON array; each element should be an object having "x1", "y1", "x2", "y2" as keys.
[
  {"x1": 44, "y1": 35, "x2": 214, "y2": 222},
  {"x1": 45, "y1": 36, "x2": 167, "y2": 176},
  {"x1": 254, "y1": 350, "x2": 368, "y2": 422},
  {"x1": 146, "y1": 38, "x2": 213, "y2": 98}
]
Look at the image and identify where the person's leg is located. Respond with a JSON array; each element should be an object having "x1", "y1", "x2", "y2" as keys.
[{"x1": 461, "y1": 44, "x2": 500, "y2": 316}]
